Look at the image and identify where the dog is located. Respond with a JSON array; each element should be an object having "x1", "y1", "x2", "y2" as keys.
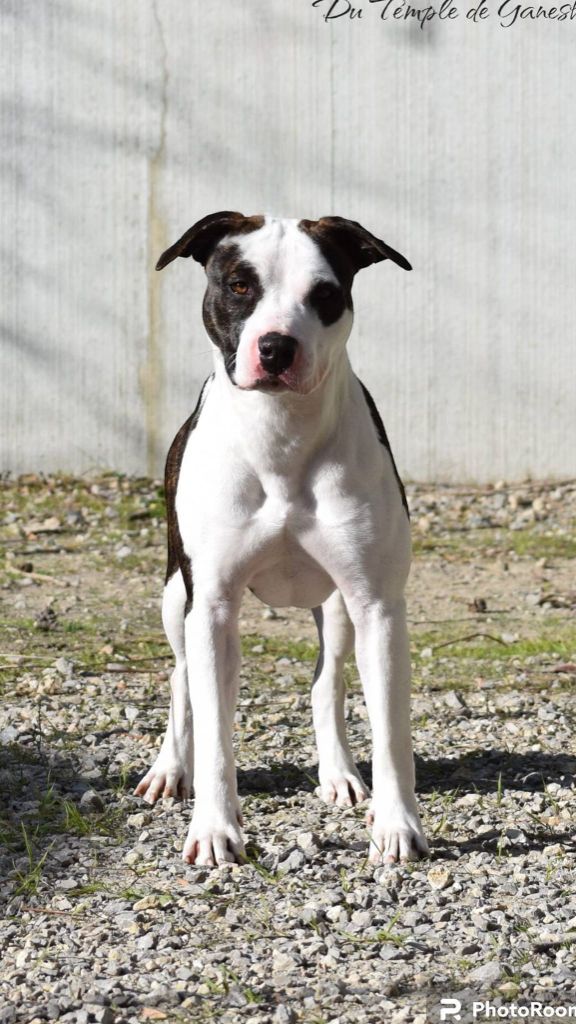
[{"x1": 135, "y1": 211, "x2": 429, "y2": 867}]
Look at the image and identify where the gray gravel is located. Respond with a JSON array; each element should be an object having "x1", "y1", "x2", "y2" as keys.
[{"x1": 0, "y1": 476, "x2": 575, "y2": 1022}]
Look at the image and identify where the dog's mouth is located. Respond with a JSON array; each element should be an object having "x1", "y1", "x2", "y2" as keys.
[
  {"x1": 223, "y1": 362, "x2": 288, "y2": 392},
  {"x1": 236, "y1": 368, "x2": 299, "y2": 393},
  {"x1": 236, "y1": 368, "x2": 330, "y2": 396},
  {"x1": 249, "y1": 376, "x2": 291, "y2": 393}
]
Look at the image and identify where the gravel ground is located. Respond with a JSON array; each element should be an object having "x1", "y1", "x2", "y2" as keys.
[{"x1": 0, "y1": 475, "x2": 575, "y2": 1023}]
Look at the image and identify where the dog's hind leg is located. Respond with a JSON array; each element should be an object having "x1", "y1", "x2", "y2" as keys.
[
  {"x1": 135, "y1": 571, "x2": 194, "y2": 803},
  {"x1": 312, "y1": 590, "x2": 369, "y2": 808}
]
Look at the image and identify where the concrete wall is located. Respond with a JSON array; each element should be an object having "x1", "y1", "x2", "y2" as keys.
[{"x1": 2, "y1": 0, "x2": 575, "y2": 482}]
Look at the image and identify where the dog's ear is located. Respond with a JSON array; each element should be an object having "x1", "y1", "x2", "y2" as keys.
[
  {"x1": 156, "y1": 211, "x2": 263, "y2": 271},
  {"x1": 301, "y1": 216, "x2": 411, "y2": 273}
]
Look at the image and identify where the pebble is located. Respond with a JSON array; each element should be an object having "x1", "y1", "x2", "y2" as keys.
[
  {"x1": 471, "y1": 911, "x2": 494, "y2": 932},
  {"x1": 273, "y1": 1007, "x2": 296, "y2": 1024},
  {"x1": 127, "y1": 812, "x2": 150, "y2": 829},
  {"x1": 277, "y1": 848, "x2": 307, "y2": 874},
  {"x1": 56, "y1": 878, "x2": 79, "y2": 892},
  {"x1": 427, "y1": 867, "x2": 452, "y2": 890},
  {"x1": 297, "y1": 831, "x2": 322, "y2": 853},
  {"x1": 80, "y1": 789, "x2": 105, "y2": 813},
  {"x1": 53, "y1": 657, "x2": 74, "y2": 678},
  {"x1": 123, "y1": 849, "x2": 143, "y2": 866},
  {"x1": 467, "y1": 960, "x2": 503, "y2": 985},
  {"x1": 87, "y1": 1010, "x2": 114, "y2": 1024},
  {"x1": 273, "y1": 950, "x2": 301, "y2": 974},
  {"x1": 443, "y1": 690, "x2": 470, "y2": 716}
]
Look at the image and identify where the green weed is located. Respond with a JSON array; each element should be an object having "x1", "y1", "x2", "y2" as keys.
[
  {"x1": 241, "y1": 634, "x2": 318, "y2": 663},
  {"x1": 13, "y1": 823, "x2": 53, "y2": 896}
]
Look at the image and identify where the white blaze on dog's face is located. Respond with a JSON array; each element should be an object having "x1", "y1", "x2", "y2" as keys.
[
  {"x1": 155, "y1": 212, "x2": 412, "y2": 392},
  {"x1": 229, "y1": 218, "x2": 353, "y2": 393}
]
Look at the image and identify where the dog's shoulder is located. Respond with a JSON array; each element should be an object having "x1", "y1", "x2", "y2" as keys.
[
  {"x1": 165, "y1": 376, "x2": 213, "y2": 484},
  {"x1": 355, "y1": 376, "x2": 409, "y2": 518},
  {"x1": 165, "y1": 374, "x2": 213, "y2": 586}
]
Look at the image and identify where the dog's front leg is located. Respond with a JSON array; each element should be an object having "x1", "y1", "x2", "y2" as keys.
[
  {"x1": 350, "y1": 598, "x2": 429, "y2": 864},
  {"x1": 182, "y1": 592, "x2": 244, "y2": 866},
  {"x1": 312, "y1": 592, "x2": 369, "y2": 807}
]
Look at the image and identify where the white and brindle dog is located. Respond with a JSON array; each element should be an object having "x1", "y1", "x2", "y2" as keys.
[{"x1": 135, "y1": 211, "x2": 429, "y2": 867}]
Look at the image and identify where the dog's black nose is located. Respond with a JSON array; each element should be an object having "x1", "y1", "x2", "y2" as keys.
[{"x1": 258, "y1": 333, "x2": 297, "y2": 376}]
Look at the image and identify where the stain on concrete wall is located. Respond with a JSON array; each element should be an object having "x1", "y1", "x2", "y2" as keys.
[{"x1": 140, "y1": 0, "x2": 168, "y2": 477}]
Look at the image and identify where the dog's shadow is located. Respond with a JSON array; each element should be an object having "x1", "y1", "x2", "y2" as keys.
[
  {"x1": 2, "y1": 744, "x2": 574, "y2": 878},
  {"x1": 237, "y1": 748, "x2": 576, "y2": 857},
  {"x1": 238, "y1": 747, "x2": 576, "y2": 798}
]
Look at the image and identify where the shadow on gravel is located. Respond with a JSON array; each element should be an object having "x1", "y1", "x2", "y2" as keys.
[
  {"x1": 237, "y1": 762, "x2": 318, "y2": 795},
  {"x1": 237, "y1": 749, "x2": 576, "y2": 799},
  {"x1": 0, "y1": 741, "x2": 124, "y2": 871},
  {"x1": 431, "y1": 827, "x2": 576, "y2": 859},
  {"x1": 240, "y1": 751, "x2": 576, "y2": 856},
  {"x1": 234, "y1": 754, "x2": 576, "y2": 858},
  {"x1": 413, "y1": 748, "x2": 576, "y2": 794},
  {"x1": 1, "y1": 741, "x2": 115, "y2": 799},
  {"x1": 3, "y1": 744, "x2": 574, "y2": 877}
]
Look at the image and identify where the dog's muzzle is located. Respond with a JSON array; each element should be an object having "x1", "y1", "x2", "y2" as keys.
[{"x1": 257, "y1": 333, "x2": 298, "y2": 377}]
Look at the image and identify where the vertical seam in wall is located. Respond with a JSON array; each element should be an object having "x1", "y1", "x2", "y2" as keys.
[
  {"x1": 329, "y1": 23, "x2": 335, "y2": 212},
  {"x1": 144, "y1": 0, "x2": 168, "y2": 477}
]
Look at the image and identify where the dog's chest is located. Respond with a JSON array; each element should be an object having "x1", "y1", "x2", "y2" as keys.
[
  {"x1": 178, "y1": 452, "x2": 338, "y2": 606},
  {"x1": 174, "y1": 382, "x2": 401, "y2": 609},
  {"x1": 245, "y1": 486, "x2": 337, "y2": 607}
]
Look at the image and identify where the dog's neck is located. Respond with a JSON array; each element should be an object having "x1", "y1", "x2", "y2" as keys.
[{"x1": 211, "y1": 351, "x2": 354, "y2": 484}]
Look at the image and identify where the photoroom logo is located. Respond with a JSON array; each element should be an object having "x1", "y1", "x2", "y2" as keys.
[
  {"x1": 441, "y1": 999, "x2": 463, "y2": 1020},
  {"x1": 438, "y1": 998, "x2": 576, "y2": 1021}
]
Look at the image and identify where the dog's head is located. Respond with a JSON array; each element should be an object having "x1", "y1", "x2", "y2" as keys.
[{"x1": 156, "y1": 212, "x2": 411, "y2": 394}]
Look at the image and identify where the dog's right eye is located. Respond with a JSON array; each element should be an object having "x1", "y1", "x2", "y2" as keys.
[
  {"x1": 310, "y1": 281, "x2": 344, "y2": 306},
  {"x1": 314, "y1": 282, "x2": 336, "y2": 301},
  {"x1": 308, "y1": 280, "x2": 346, "y2": 326},
  {"x1": 229, "y1": 280, "x2": 250, "y2": 296}
]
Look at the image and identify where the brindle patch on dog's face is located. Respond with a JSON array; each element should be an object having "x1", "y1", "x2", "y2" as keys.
[
  {"x1": 202, "y1": 244, "x2": 264, "y2": 382},
  {"x1": 307, "y1": 279, "x2": 348, "y2": 327},
  {"x1": 298, "y1": 221, "x2": 356, "y2": 318}
]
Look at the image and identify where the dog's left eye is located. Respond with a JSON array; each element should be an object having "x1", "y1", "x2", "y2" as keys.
[
  {"x1": 229, "y1": 280, "x2": 250, "y2": 296},
  {"x1": 314, "y1": 282, "x2": 337, "y2": 301}
]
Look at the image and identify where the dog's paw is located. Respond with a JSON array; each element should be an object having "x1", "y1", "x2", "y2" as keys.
[
  {"x1": 182, "y1": 812, "x2": 245, "y2": 867},
  {"x1": 367, "y1": 804, "x2": 429, "y2": 864},
  {"x1": 317, "y1": 766, "x2": 370, "y2": 808},
  {"x1": 134, "y1": 757, "x2": 193, "y2": 805}
]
